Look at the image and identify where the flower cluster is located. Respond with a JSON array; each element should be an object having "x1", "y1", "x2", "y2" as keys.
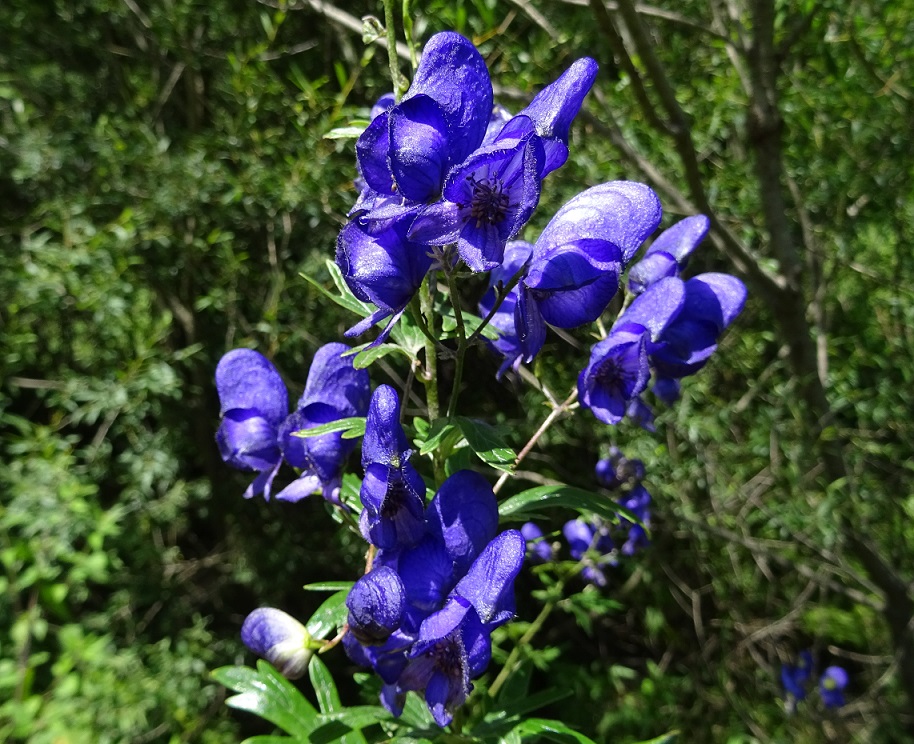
[
  {"x1": 215, "y1": 344, "x2": 370, "y2": 503},
  {"x1": 579, "y1": 216, "x2": 747, "y2": 426},
  {"x1": 344, "y1": 386, "x2": 524, "y2": 727},
  {"x1": 520, "y1": 450, "x2": 652, "y2": 585},
  {"x1": 781, "y1": 650, "x2": 849, "y2": 711}
]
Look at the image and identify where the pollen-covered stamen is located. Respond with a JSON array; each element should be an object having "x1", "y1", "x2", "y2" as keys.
[{"x1": 468, "y1": 173, "x2": 510, "y2": 228}]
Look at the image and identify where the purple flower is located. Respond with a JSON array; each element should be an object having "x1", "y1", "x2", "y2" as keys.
[
  {"x1": 628, "y1": 214, "x2": 709, "y2": 295},
  {"x1": 514, "y1": 57, "x2": 599, "y2": 176},
  {"x1": 563, "y1": 518, "x2": 615, "y2": 586},
  {"x1": 215, "y1": 349, "x2": 288, "y2": 500},
  {"x1": 618, "y1": 485, "x2": 651, "y2": 555},
  {"x1": 409, "y1": 116, "x2": 544, "y2": 272},
  {"x1": 578, "y1": 329, "x2": 651, "y2": 425},
  {"x1": 336, "y1": 211, "x2": 434, "y2": 344},
  {"x1": 478, "y1": 241, "x2": 533, "y2": 377},
  {"x1": 359, "y1": 385, "x2": 428, "y2": 550},
  {"x1": 819, "y1": 666, "x2": 848, "y2": 708},
  {"x1": 517, "y1": 182, "x2": 662, "y2": 361},
  {"x1": 347, "y1": 566, "x2": 407, "y2": 645},
  {"x1": 241, "y1": 608, "x2": 314, "y2": 679},
  {"x1": 276, "y1": 343, "x2": 370, "y2": 503},
  {"x1": 356, "y1": 32, "x2": 492, "y2": 204},
  {"x1": 650, "y1": 273, "x2": 747, "y2": 379},
  {"x1": 781, "y1": 649, "x2": 813, "y2": 701},
  {"x1": 521, "y1": 522, "x2": 554, "y2": 563}
]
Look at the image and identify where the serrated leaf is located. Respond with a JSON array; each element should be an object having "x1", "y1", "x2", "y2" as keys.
[
  {"x1": 498, "y1": 485, "x2": 638, "y2": 525},
  {"x1": 303, "y1": 581, "x2": 355, "y2": 592},
  {"x1": 291, "y1": 417, "x2": 366, "y2": 440},
  {"x1": 307, "y1": 590, "x2": 349, "y2": 640},
  {"x1": 310, "y1": 656, "x2": 366, "y2": 744},
  {"x1": 455, "y1": 417, "x2": 515, "y2": 473},
  {"x1": 396, "y1": 690, "x2": 435, "y2": 728},
  {"x1": 309, "y1": 707, "x2": 393, "y2": 744}
]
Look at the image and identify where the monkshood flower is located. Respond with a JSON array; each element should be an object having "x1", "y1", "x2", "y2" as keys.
[
  {"x1": 215, "y1": 349, "x2": 288, "y2": 500},
  {"x1": 781, "y1": 649, "x2": 813, "y2": 702},
  {"x1": 359, "y1": 385, "x2": 427, "y2": 550},
  {"x1": 563, "y1": 518, "x2": 615, "y2": 586},
  {"x1": 345, "y1": 471, "x2": 523, "y2": 727},
  {"x1": 409, "y1": 115, "x2": 545, "y2": 272},
  {"x1": 216, "y1": 345, "x2": 369, "y2": 501},
  {"x1": 517, "y1": 182, "x2": 662, "y2": 362},
  {"x1": 650, "y1": 273, "x2": 748, "y2": 380},
  {"x1": 336, "y1": 211, "x2": 434, "y2": 344},
  {"x1": 347, "y1": 566, "x2": 406, "y2": 645},
  {"x1": 618, "y1": 485, "x2": 651, "y2": 555},
  {"x1": 819, "y1": 666, "x2": 848, "y2": 708},
  {"x1": 627, "y1": 214, "x2": 709, "y2": 295},
  {"x1": 356, "y1": 32, "x2": 492, "y2": 204},
  {"x1": 478, "y1": 240, "x2": 533, "y2": 377},
  {"x1": 521, "y1": 522, "x2": 554, "y2": 563},
  {"x1": 241, "y1": 608, "x2": 315, "y2": 680},
  {"x1": 578, "y1": 276, "x2": 685, "y2": 425},
  {"x1": 514, "y1": 57, "x2": 599, "y2": 177},
  {"x1": 276, "y1": 343, "x2": 370, "y2": 503},
  {"x1": 595, "y1": 447, "x2": 645, "y2": 491}
]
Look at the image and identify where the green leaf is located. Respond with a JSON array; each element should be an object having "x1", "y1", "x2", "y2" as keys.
[
  {"x1": 416, "y1": 419, "x2": 459, "y2": 457},
  {"x1": 353, "y1": 343, "x2": 416, "y2": 369},
  {"x1": 324, "y1": 124, "x2": 369, "y2": 140},
  {"x1": 309, "y1": 656, "x2": 369, "y2": 744},
  {"x1": 306, "y1": 590, "x2": 349, "y2": 640},
  {"x1": 630, "y1": 733, "x2": 679, "y2": 744},
  {"x1": 299, "y1": 259, "x2": 373, "y2": 319},
  {"x1": 508, "y1": 718, "x2": 597, "y2": 744},
  {"x1": 242, "y1": 737, "x2": 295, "y2": 744},
  {"x1": 498, "y1": 485, "x2": 636, "y2": 525},
  {"x1": 213, "y1": 662, "x2": 318, "y2": 739},
  {"x1": 308, "y1": 707, "x2": 393, "y2": 744},
  {"x1": 455, "y1": 417, "x2": 515, "y2": 473},
  {"x1": 303, "y1": 581, "x2": 355, "y2": 592},
  {"x1": 291, "y1": 417, "x2": 366, "y2": 440}
]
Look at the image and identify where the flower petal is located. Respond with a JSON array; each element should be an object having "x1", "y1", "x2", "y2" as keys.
[{"x1": 216, "y1": 348, "x2": 288, "y2": 424}]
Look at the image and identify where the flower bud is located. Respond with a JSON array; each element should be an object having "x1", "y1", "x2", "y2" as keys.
[{"x1": 241, "y1": 608, "x2": 314, "y2": 679}]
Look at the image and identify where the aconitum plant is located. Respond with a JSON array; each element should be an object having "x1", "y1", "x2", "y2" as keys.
[{"x1": 212, "y1": 20, "x2": 749, "y2": 742}]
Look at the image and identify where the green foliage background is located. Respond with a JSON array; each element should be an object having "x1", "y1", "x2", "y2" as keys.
[{"x1": 2, "y1": 0, "x2": 912, "y2": 741}]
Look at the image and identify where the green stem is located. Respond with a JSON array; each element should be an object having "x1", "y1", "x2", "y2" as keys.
[
  {"x1": 488, "y1": 596, "x2": 556, "y2": 699},
  {"x1": 419, "y1": 275, "x2": 439, "y2": 421},
  {"x1": 382, "y1": 0, "x2": 402, "y2": 100},
  {"x1": 465, "y1": 263, "x2": 526, "y2": 347},
  {"x1": 444, "y1": 265, "x2": 467, "y2": 419}
]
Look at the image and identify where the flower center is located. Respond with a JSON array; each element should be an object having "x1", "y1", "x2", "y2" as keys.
[
  {"x1": 468, "y1": 174, "x2": 509, "y2": 227},
  {"x1": 595, "y1": 357, "x2": 632, "y2": 393}
]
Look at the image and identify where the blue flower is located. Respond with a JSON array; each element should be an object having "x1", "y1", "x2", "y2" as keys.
[
  {"x1": 627, "y1": 214, "x2": 709, "y2": 295},
  {"x1": 215, "y1": 349, "x2": 288, "y2": 500},
  {"x1": 241, "y1": 608, "x2": 314, "y2": 679},
  {"x1": 650, "y1": 273, "x2": 747, "y2": 380},
  {"x1": 517, "y1": 182, "x2": 662, "y2": 361},
  {"x1": 521, "y1": 522, "x2": 554, "y2": 563},
  {"x1": 356, "y1": 32, "x2": 492, "y2": 204},
  {"x1": 359, "y1": 385, "x2": 427, "y2": 550},
  {"x1": 276, "y1": 343, "x2": 370, "y2": 503},
  {"x1": 346, "y1": 566, "x2": 407, "y2": 645},
  {"x1": 617, "y1": 485, "x2": 651, "y2": 555},
  {"x1": 336, "y1": 211, "x2": 434, "y2": 344},
  {"x1": 563, "y1": 518, "x2": 615, "y2": 586},
  {"x1": 409, "y1": 116, "x2": 545, "y2": 272},
  {"x1": 819, "y1": 666, "x2": 848, "y2": 708},
  {"x1": 781, "y1": 649, "x2": 813, "y2": 701},
  {"x1": 478, "y1": 241, "x2": 533, "y2": 377}
]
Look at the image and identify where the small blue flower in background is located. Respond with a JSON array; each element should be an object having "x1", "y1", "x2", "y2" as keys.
[
  {"x1": 781, "y1": 649, "x2": 813, "y2": 704},
  {"x1": 618, "y1": 485, "x2": 651, "y2": 555},
  {"x1": 241, "y1": 608, "x2": 315, "y2": 680},
  {"x1": 819, "y1": 665, "x2": 849, "y2": 709},
  {"x1": 563, "y1": 518, "x2": 616, "y2": 586},
  {"x1": 521, "y1": 522, "x2": 554, "y2": 563},
  {"x1": 478, "y1": 240, "x2": 533, "y2": 378}
]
